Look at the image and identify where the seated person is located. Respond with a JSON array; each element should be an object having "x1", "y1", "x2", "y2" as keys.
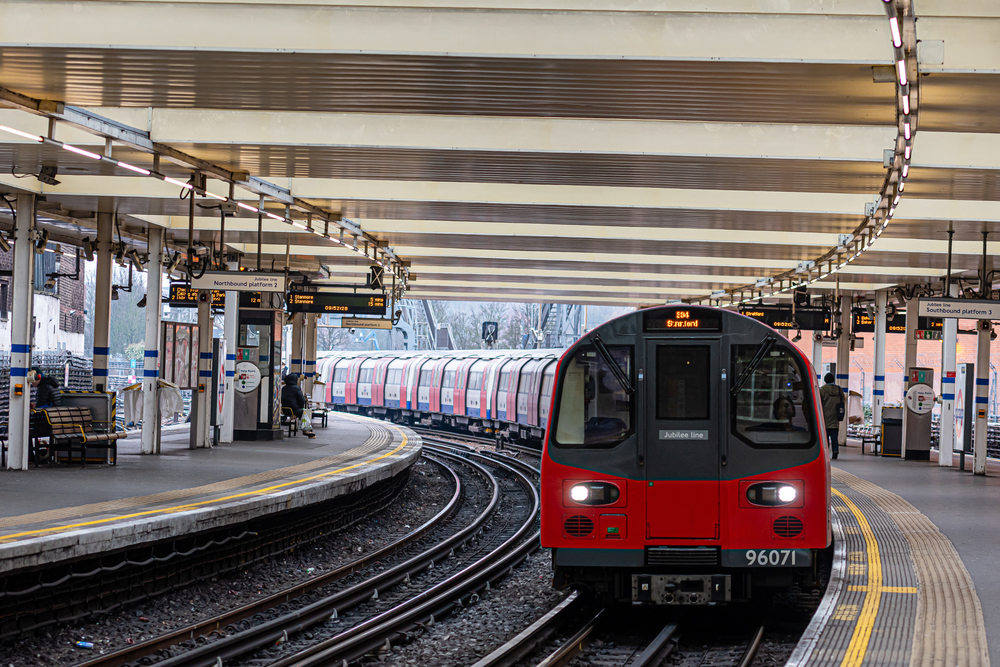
[
  {"x1": 281, "y1": 374, "x2": 316, "y2": 439},
  {"x1": 30, "y1": 368, "x2": 62, "y2": 410},
  {"x1": 769, "y1": 395, "x2": 806, "y2": 431}
]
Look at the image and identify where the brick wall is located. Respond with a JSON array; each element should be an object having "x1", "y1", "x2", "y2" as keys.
[{"x1": 56, "y1": 249, "x2": 85, "y2": 334}]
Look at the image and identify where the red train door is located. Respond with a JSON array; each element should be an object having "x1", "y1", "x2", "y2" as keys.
[{"x1": 644, "y1": 340, "x2": 721, "y2": 540}]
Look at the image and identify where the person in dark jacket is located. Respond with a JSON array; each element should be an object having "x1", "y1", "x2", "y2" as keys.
[
  {"x1": 30, "y1": 368, "x2": 63, "y2": 410},
  {"x1": 281, "y1": 374, "x2": 315, "y2": 438},
  {"x1": 819, "y1": 373, "x2": 844, "y2": 459}
]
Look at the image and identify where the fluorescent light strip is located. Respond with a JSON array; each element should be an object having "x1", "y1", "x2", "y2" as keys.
[
  {"x1": 889, "y1": 16, "x2": 902, "y2": 47},
  {"x1": 0, "y1": 125, "x2": 42, "y2": 142},
  {"x1": 904, "y1": 122, "x2": 911, "y2": 140},
  {"x1": 203, "y1": 191, "x2": 227, "y2": 201},
  {"x1": 902, "y1": 94, "x2": 910, "y2": 115},
  {"x1": 62, "y1": 144, "x2": 102, "y2": 160},
  {"x1": 115, "y1": 160, "x2": 151, "y2": 176},
  {"x1": 265, "y1": 212, "x2": 284, "y2": 222},
  {"x1": 237, "y1": 202, "x2": 258, "y2": 213},
  {"x1": 897, "y1": 60, "x2": 908, "y2": 86},
  {"x1": 904, "y1": 145, "x2": 911, "y2": 160},
  {"x1": 902, "y1": 164, "x2": 908, "y2": 178},
  {"x1": 163, "y1": 176, "x2": 193, "y2": 190}
]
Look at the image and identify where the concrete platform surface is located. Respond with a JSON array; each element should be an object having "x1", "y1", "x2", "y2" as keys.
[
  {"x1": 0, "y1": 413, "x2": 420, "y2": 574},
  {"x1": 789, "y1": 443, "x2": 992, "y2": 667}
]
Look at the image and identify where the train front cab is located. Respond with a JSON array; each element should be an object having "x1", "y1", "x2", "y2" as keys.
[{"x1": 541, "y1": 306, "x2": 831, "y2": 605}]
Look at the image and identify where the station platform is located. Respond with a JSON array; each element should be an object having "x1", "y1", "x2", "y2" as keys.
[
  {"x1": 0, "y1": 413, "x2": 420, "y2": 575},
  {"x1": 790, "y1": 443, "x2": 995, "y2": 667}
]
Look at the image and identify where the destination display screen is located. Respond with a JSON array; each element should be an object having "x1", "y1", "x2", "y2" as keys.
[
  {"x1": 852, "y1": 309, "x2": 942, "y2": 333},
  {"x1": 739, "y1": 306, "x2": 829, "y2": 331},
  {"x1": 645, "y1": 307, "x2": 723, "y2": 332},
  {"x1": 287, "y1": 291, "x2": 387, "y2": 315},
  {"x1": 168, "y1": 284, "x2": 225, "y2": 307}
]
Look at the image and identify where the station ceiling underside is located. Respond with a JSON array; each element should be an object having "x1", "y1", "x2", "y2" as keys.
[{"x1": 0, "y1": 1, "x2": 997, "y2": 306}]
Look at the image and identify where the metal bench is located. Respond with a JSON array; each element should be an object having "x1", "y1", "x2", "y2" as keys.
[
  {"x1": 281, "y1": 406, "x2": 299, "y2": 437},
  {"x1": 308, "y1": 399, "x2": 329, "y2": 428},
  {"x1": 39, "y1": 406, "x2": 125, "y2": 466}
]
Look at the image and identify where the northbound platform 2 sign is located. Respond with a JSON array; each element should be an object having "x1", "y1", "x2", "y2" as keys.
[{"x1": 918, "y1": 298, "x2": 1000, "y2": 320}]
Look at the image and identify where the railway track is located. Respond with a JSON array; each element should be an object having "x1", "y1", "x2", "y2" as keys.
[{"x1": 69, "y1": 444, "x2": 539, "y2": 667}]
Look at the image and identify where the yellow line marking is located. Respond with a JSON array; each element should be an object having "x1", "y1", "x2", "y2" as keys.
[
  {"x1": 0, "y1": 421, "x2": 411, "y2": 543},
  {"x1": 847, "y1": 586, "x2": 916, "y2": 594},
  {"x1": 832, "y1": 487, "x2": 883, "y2": 667},
  {"x1": 832, "y1": 604, "x2": 859, "y2": 622}
]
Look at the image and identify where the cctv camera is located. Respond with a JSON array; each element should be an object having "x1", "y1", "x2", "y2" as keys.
[
  {"x1": 34, "y1": 229, "x2": 48, "y2": 254},
  {"x1": 44, "y1": 276, "x2": 55, "y2": 289},
  {"x1": 82, "y1": 237, "x2": 95, "y2": 262},
  {"x1": 136, "y1": 294, "x2": 147, "y2": 308},
  {"x1": 127, "y1": 248, "x2": 144, "y2": 272},
  {"x1": 349, "y1": 328, "x2": 356, "y2": 334},
  {"x1": 167, "y1": 252, "x2": 183, "y2": 274},
  {"x1": 36, "y1": 166, "x2": 60, "y2": 186}
]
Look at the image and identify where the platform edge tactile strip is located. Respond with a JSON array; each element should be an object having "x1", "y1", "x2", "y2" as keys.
[
  {"x1": 0, "y1": 417, "x2": 420, "y2": 575},
  {"x1": 833, "y1": 467, "x2": 990, "y2": 667}
]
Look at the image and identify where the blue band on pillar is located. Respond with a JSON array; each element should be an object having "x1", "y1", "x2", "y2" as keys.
[
  {"x1": 227, "y1": 354, "x2": 236, "y2": 361},
  {"x1": 226, "y1": 370, "x2": 235, "y2": 377},
  {"x1": 873, "y1": 389, "x2": 884, "y2": 396},
  {"x1": 977, "y1": 379, "x2": 990, "y2": 386},
  {"x1": 291, "y1": 358, "x2": 302, "y2": 364},
  {"x1": 874, "y1": 375, "x2": 885, "y2": 382},
  {"x1": 199, "y1": 370, "x2": 213, "y2": 377},
  {"x1": 11, "y1": 367, "x2": 28, "y2": 376},
  {"x1": 11, "y1": 344, "x2": 29, "y2": 353},
  {"x1": 941, "y1": 393, "x2": 955, "y2": 400},
  {"x1": 94, "y1": 346, "x2": 110, "y2": 356},
  {"x1": 836, "y1": 374, "x2": 848, "y2": 380},
  {"x1": 144, "y1": 349, "x2": 158, "y2": 357},
  {"x1": 975, "y1": 396, "x2": 989, "y2": 404},
  {"x1": 942, "y1": 377, "x2": 955, "y2": 384},
  {"x1": 93, "y1": 368, "x2": 109, "y2": 376},
  {"x1": 143, "y1": 369, "x2": 158, "y2": 377},
  {"x1": 200, "y1": 352, "x2": 213, "y2": 359}
]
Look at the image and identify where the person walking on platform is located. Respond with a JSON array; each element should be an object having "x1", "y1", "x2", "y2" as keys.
[
  {"x1": 819, "y1": 373, "x2": 844, "y2": 459},
  {"x1": 29, "y1": 368, "x2": 63, "y2": 410},
  {"x1": 281, "y1": 374, "x2": 316, "y2": 439}
]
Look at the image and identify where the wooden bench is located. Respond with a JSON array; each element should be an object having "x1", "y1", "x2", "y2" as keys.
[
  {"x1": 281, "y1": 407, "x2": 299, "y2": 437},
  {"x1": 39, "y1": 407, "x2": 126, "y2": 466}
]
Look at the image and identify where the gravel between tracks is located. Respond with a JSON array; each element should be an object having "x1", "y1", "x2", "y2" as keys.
[
  {"x1": 0, "y1": 459, "x2": 451, "y2": 667},
  {"x1": 378, "y1": 547, "x2": 568, "y2": 667}
]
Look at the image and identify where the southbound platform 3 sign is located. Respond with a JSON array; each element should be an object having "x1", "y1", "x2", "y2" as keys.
[
  {"x1": 287, "y1": 292, "x2": 387, "y2": 316},
  {"x1": 918, "y1": 297, "x2": 1000, "y2": 320}
]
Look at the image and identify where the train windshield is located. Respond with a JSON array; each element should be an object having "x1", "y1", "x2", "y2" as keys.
[
  {"x1": 732, "y1": 345, "x2": 815, "y2": 448},
  {"x1": 552, "y1": 345, "x2": 634, "y2": 449}
]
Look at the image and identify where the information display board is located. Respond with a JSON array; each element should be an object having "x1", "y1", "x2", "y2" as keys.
[
  {"x1": 644, "y1": 307, "x2": 722, "y2": 332},
  {"x1": 738, "y1": 305, "x2": 829, "y2": 330},
  {"x1": 169, "y1": 284, "x2": 225, "y2": 307},
  {"x1": 852, "y1": 308, "x2": 942, "y2": 333},
  {"x1": 286, "y1": 292, "x2": 387, "y2": 315}
]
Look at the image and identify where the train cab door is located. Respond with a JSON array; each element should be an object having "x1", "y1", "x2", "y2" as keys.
[{"x1": 644, "y1": 340, "x2": 722, "y2": 540}]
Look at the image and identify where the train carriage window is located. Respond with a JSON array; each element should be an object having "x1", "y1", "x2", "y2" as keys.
[
  {"x1": 359, "y1": 368, "x2": 373, "y2": 384},
  {"x1": 419, "y1": 369, "x2": 433, "y2": 386},
  {"x1": 540, "y1": 374, "x2": 554, "y2": 397},
  {"x1": 333, "y1": 367, "x2": 348, "y2": 382},
  {"x1": 731, "y1": 345, "x2": 815, "y2": 449},
  {"x1": 386, "y1": 369, "x2": 402, "y2": 385},
  {"x1": 499, "y1": 371, "x2": 511, "y2": 392},
  {"x1": 468, "y1": 372, "x2": 484, "y2": 391},
  {"x1": 552, "y1": 346, "x2": 634, "y2": 449},
  {"x1": 656, "y1": 346, "x2": 709, "y2": 420},
  {"x1": 443, "y1": 370, "x2": 456, "y2": 388}
]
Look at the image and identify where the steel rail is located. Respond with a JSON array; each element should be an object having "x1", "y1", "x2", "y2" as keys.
[
  {"x1": 630, "y1": 623, "x2": 680, "y2": 667},
  {"x1": 533, "y1": 608, "x2": 605, "y2": 667},
  {"x1": 272, "y1": 456, "x2": 540, "y2": 667},
  {"x1": 736, "y1": 623, "x2": 765, "y2": 667},
  {"x1": 95, "y1": 453, "x2": 500, "y2": 667},
  {"x1": 71, "y1": 456, "x2": 463, "y2": 667},
  {"x1": 468, "y1": 592, "x2": 585, "y2": 667}
]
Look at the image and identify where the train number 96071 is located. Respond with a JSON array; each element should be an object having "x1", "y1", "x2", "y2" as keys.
[{"x1": 721, "y1": 548, "x2": 811, "y2": 568}]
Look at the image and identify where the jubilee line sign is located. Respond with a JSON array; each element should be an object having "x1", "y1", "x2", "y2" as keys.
[
  {"x1": 191, "y1": 271, "x2": 286, "y2": 293},
  {"x1": 917, "y1": 298, "x2": 1000, "y2": 320}
]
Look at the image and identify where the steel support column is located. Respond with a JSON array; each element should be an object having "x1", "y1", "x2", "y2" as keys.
[
  {"x1": 836, "y1": 295, "x2": 851, "y2": 448},
  {"x1": 305, "y1": 313, "x2": 318, "y2": 396},
  {"x1": 939, "y1": 283, "x2": 959, "y2": 467},
  {"x1": 140, "y1": 228, "x2": 164, "y2": 455},
  {"x1": 873, "y1": 290, "x2": 887, "y2": 429},
  {"x1": 92, "y1": 212, "x2": 113, "y2": 391},
  {"x1": 7, "y1": 194, "x2": 35, "y2": 470},
  {"x1": 974, "y1": 321, "x2": 990, "y2": 475},
  {"x1": 191, "y1": 293, "x2": 213, "y2": 448},
  {"x1": 220, "y1": 258, "x2": 239, "y2": 444}
]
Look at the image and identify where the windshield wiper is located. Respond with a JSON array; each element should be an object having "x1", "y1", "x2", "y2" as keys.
[
  {"x1": 592, "y1": 334, "x2": 635, "y2": 395},
  {"x1": 731, "y1": 335, "x2": 776, "y2": 397}
]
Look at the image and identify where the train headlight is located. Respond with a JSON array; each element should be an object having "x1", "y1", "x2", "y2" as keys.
[
  {"x1": 745, "y1": 482, "x2": 801, "y2": 507},
  {"x1": 567, "y1": 482, "x2": 620, "y2": 505},
  {"x1": 778, "y1": 485, "x2": 797, "y2": 503}
]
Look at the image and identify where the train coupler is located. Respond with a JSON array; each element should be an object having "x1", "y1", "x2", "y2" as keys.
[{"x1": 631, "y1": 574, "x2": 730, "y2": 605}]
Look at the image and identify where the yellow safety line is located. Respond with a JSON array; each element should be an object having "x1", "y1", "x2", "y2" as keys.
[
  {"x1": 0, "y1": 423, "x2": 410, "y2": 542},
  {"x1": 832, "y1": 487, "x2": 883, "y2": 667},
  {"x1": 847, "y1": 585, "x2": 916, "y2": 594}
]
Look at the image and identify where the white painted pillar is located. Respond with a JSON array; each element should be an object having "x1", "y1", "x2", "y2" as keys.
[
  {"x1": 92, "y1": 212, "x2": 113, "y2": 392},
  {"x1": 873, "y1": 290, "x2": 887, "y2": 428},
  {"x1": 191, "y1": 292, "x2": 213, "y2": 448},
  {"x1": 220, "y1": 257, "x2": 239, "y2": 444},
  {"x1": 901, "y1": 298, "x2": 919, "y2": 459},
  {"x1": 140, "y1": 229, "x2": 164, "y2": 455},
  {"x1": 305, "y1": 313, "x2": 318, "y2": 395},
  {"x1": 974, "y1": 321, "x2": 990, "y2": 475},
  {"x1": 836, "y1": 295, "x2": 851, "y2": 447},
  {"x1": 291, "y1": 313, "x2": 303, "y2": 378},
  {"x1": 811, "y1": 332, "x2": 823, "y2": 384},
  {"x1": 939, "y1": 283, "x2": 959, "y2": 467},
  {"x1": 7, "y1": 194, "x2": 35, "y2": 470}
]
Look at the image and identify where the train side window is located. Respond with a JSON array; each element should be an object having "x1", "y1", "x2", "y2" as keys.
[
  {"x1": 443, "y1": 370, "x2": 456, "y2": 388},
  {"x1": 655, "y1": 346, "x2": 710, "y2": 420},
  {"x1": 499, "y1": 371, "x2": 511, "y2": 392},
  {"x1": 731, "y1": 345, "x2": 815, "y2": 449},
  {"x1": 386, "y1": 369, "x2": 402, "y2": 385},
  {"x1": 419, "y1": 369, "x2": 433, "y2": 386},
  {"x1": 540, "y1": 374, "x2": 554, "y2": 397},
  {"x1": 468, "y1": 372, "x2": 484, "y2": 390},
  {"x1": 552, "y1": 345, "x2": 634, "y2": 449},
  {"x1": 359, "y1": 368, "x2": 373, "y2": 383},
  {"x1": 333, "y1": 367, "x2": 348, "y2": 382}
]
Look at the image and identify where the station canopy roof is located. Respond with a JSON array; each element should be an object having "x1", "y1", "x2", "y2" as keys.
[{"x1": 0, "y1": 1, "x2": 997, "y2": 307}]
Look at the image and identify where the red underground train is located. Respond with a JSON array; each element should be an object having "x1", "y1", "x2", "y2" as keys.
[{"x1": 540, "y1": 305, "x2": 832, "y2": 605}]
